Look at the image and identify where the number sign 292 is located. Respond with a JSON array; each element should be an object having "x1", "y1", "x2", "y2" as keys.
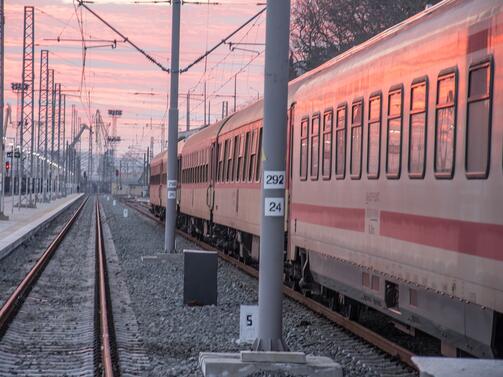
[{"x1": 264, "y1": 171, "x2": 285, "y2": 189}]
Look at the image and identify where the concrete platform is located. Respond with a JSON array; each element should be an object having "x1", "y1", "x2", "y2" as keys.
[
  {"x1": 0, "y1": 193, "x2": 84, "y2": 260},
  {"x1": 199, "y1": 351, "x2": 342, "y2": 377},
  {"x1": 412, "y1": 356, "x2": 503, "y2": 377}
]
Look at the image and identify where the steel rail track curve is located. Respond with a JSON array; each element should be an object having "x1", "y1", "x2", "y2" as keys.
[
  {"x1": 0, "y1": 196, "x2": 89, "y2": 332},
  {"x1": 121, "y1": 198, "x2": 417, "y2": 370}
]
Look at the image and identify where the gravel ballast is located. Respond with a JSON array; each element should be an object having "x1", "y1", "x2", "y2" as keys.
[
  {"x1": 0, "y1": 197, "x2": 85, "y2": 307},
  {"x1": 101, "y1": 196, "x2": 416, "y2": 377}
]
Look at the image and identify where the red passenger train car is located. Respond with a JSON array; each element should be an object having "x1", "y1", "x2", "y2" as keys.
[{"x1": 149, "y1": 0, "x2": 503, "y2": 358}]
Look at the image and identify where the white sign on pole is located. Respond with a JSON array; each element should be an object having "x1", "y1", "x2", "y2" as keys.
[
  {"x1": 263, "y1": 170, "x2": 285, "y2": 189},
  {"x1": 168, "y1": 191, "x2": 176, "y2": 200},
  {"x1": 113, "y1": 199, "x2": 116, "y2": 206},
  {"x1": 106, "y1": 196, "x2": 110, "y2": 201},
  {"x1": 239, "y1": 305, "x2": 258, "y2": 342},
  {"x1": 264, "y1": 197, "x2": 284, "y2": 217},
  {"x1": 123, "y1": 208, "x2": 128, "y2": 218}
]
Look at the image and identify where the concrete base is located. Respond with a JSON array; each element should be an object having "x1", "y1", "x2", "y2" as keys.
[
  {"x1": 199, "y1": 352, "x2": 342, "y2": 377},
  {"x1": 412, "y1": 357, "x2": 503, "y2": 377},
  {"x1": 140, "y1": 254, "x2": 176, "y2": 263}
]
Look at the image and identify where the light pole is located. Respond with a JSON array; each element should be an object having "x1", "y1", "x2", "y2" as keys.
[
  {"x1": 164, "y1": 0, "x2": 181, "y2": 253},
  {"x1": 253, "y1": 0, "x2": 291, "y2": 352}
]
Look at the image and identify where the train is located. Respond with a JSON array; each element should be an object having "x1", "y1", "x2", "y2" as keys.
[{"x1": 149, "y1": 0, "x2": 503, "y2": 358}]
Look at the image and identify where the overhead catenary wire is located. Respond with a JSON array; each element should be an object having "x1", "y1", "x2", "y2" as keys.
[
  {"x1": 76, "y1": 0, "x2": 170, "y2": 73},
  {"x1": 180, "y1": 6, "x2": 266, "y2": 73}
]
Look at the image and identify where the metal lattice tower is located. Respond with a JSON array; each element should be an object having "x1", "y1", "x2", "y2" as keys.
[
  {"x1": 88, "y1": 122, "x2": 93, "y2": 190},
  {"x1": 37, "y1": 50, "x2": 49, "y2": 201},
  {"x1": 60, "y1": 94, "x2": 66, "y2": 196},
  {"x1": 19, "y1": 6, "x2": 35, "y2": 206},
  {"x1": 45, "y1": 70, "x2": 54, "y2": 201},
  {"x1": 56, "y1": 83, "x2": 62, "y2": 196}
]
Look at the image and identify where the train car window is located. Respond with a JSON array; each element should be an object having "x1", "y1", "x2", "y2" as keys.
[
  {"x1": 367, "y1": 93, "x2": 382, "y2": 179},
  {"x1": 310, "y1": 114, "x2": 321, "y2": 180},
  {"x1": 233, "y1": 135, "x2": 241, "y2": 181},
  {"x1": 350, "y1": 100, "x2": 363, "y2": 179},
  {"x1": 237, "y1": 134, "x2": 245, "y2": 182},
  {"x1": 227, "y1": 139, "x2": 234, "y2": 182},
  {"x1": 322, "y1": 110, "x2": 333, "y2": 180},
  {"x1": 248, "y1": 130, "x2": 257, "y2": 182},
  {"x1": 217, "y1": 142, "x2": 223, "y2": 182},
  {"x1": 300, "y1": 117, "x2": 309, "y2": 180},
  {"x1": 223, "y1": 139, "x2": 230, "y2": 182},
  {"x1": 242, "y1": 132, "x2": 250, "y2": 181},
  {"x1": 256, "y1": 127, "x2": 263, "y2": 182},
  {"x1": 335, "y1": 105, "x2": 346, "y2": 179},
  {"x1": 434, "y1": 68, "x2": 458, "y2": 178},
  {"x1": 409, "y1": 78, "x2": 428, "y2": 178},
  {"x1": 386, "y1": 86, "x2": 403, "y2": 178},
  {"x1": 466, "y1": 59, "x2": 493, "y2": 178}
]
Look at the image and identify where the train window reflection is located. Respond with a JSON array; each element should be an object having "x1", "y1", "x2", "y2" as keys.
[
  {"x1": 351, "y1": 100, "x2": 363, "y2": 179},
  {"x1": 386, "y1": 88, "x2": 403, "y2": 178},
  {"x1": 367, "y1": 95, "x2": 381, "y2": 179},
  {"x1": 311, "y1": 115, "x2": 321, "y2": 180},
  {"x1": 409, "y1": 80, "x2": 428, "y2": 178},
  {"x1": 322, "y1": 111, "x2": 333, "y2": 179},
  {"x1": 300, "y1": 117, "x2": 309, "y2": 180},
  {"x1": 466, "y1": 61, "x2": 492, "y2": 178},
  {"x1": 335, "y1": 105, "x2": 346, "y2": 179},
  {"x1": 435, "y1": 71, "x2": 457, "y2": 178}
]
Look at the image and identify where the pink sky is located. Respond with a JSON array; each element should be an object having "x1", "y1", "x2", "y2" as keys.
[{"x1": 5, "y1": 0, "x2": 266, "y2": 156}]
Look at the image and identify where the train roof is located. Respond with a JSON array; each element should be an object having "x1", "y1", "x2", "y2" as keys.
[{"x1": 178, "y1": 0, "x2": 465, "y2": 155}]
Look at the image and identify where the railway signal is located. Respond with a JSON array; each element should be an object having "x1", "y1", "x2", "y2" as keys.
[{"x1": 5, "y1": 161, "x2": 10, "y2": 172}]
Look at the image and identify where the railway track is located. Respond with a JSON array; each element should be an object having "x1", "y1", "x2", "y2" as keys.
[
  {"x1": 122, "y1": 198, "x2": 417, "y2": 371},
  {"x1": 0, "y1": 197, "x2": 118, "y2": 376}
]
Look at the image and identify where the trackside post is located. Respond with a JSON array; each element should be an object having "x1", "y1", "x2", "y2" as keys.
[
  {"x1": 252, "y1": 0, "x2": 290, "y2": 352},
  {"x1": 164, "y1": 0, "x2": 181, "y2": 253}
]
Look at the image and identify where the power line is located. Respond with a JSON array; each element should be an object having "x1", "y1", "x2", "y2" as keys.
[
  {"x1": 180, "y1": 6, "x2": 266, "y2": 73},
  {"x1": 76, "y1": 0, "x2": 170, "y2": 73}
]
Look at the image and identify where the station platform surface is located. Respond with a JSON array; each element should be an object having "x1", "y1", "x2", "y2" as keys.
[{"x1": 0, "y1": 193, "x2": 84, "y2": 260}]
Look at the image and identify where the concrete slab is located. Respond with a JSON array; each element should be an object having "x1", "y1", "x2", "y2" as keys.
[
  {"x1": 240, "y1": 351, "x2": 307, "y2": 364},
  {"x1": 412, "y1": 356, "x2": 503, "y2": 377},
  {"x1": 0, "y1": 193, "x2": 84, "y2": 260},
  {"x1": 200, "y1": 352, "x2": 342, "y2": 377}
]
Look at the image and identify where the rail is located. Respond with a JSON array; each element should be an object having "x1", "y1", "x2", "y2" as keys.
[{"x1": 122, "y1": 198, "x2": 417, "y2": 369}]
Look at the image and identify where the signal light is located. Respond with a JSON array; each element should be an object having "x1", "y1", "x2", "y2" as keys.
[
  {"x1": 5, "y1": 161, "x2": 10, "y2": 172},
  {"x1": 115, "y1": 169, "x2": 119, "y2": 177}
]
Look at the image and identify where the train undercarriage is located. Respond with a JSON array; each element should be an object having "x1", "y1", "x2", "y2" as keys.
[{"x1": 152, "y1": 206, "x2": 503, "y2": 359}]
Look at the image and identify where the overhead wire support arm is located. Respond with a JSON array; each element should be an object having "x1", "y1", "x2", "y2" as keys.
[
  {"x1": 76, "y1": 0, "x2": 170, "y2": 73},
  {"x1": 180, "y1": 6, "x2": 266, "y2": 73}
]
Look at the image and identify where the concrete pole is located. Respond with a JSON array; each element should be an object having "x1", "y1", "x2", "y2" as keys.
[
  {"x1": 164, "y1": 0, "x2": 181, "y2": 253},
  {"x1": 0, "y1": 0, "x2": 7, "y2": 220},
  {"x1": 253, "y1": 0, "x2": 291, "y2": 352}
]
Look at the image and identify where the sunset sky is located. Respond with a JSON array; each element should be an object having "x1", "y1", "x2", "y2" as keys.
[{"x1": 5, "y1": 0, "x2": 267, "y2": 156}]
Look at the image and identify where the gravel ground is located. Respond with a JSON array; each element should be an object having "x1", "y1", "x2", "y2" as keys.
[
  {"x1": 0, "y1": 197, "x2": 96, "y2": 376},
  {"x1": 102, "y1": 195, "x2": 416, "y2": 377},
  {"x1": 0, "y1": 196, "x2": 85, "y2": 307}
]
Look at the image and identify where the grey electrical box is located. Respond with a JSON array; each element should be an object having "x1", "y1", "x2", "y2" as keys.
[{"x1": 183, "y1": 249, "x2": 218, "y2": 306}]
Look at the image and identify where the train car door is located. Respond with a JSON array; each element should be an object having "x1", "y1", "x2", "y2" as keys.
[
  {"x1": 285, "y1": 103, "x2": 296, "y2": 252},
  {"x1": 206, "y1": 142, "x2": 216, "y2": 212}
]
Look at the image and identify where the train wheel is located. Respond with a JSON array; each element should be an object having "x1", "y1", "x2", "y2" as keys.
[{"x1": 340, "y1": 296, "x2": 360, "y2": 321}]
